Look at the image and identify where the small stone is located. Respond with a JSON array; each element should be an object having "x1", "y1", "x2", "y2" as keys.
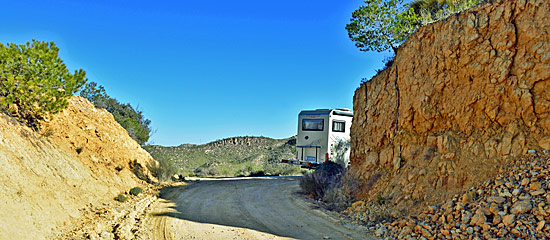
[
  {"x1": 462, "y1": 212, "x2": 473, "y2": 223},
  {"x1": 530, "y1": 182, "x2": 542, "y2": 191},
  {"x1": 497, "y1": 228, "x2": 508, "y2": 237},
  {"x1": 470, "y1": 212, "x2": 487, "y2": 226},
  {"x1": 530, "y1": 189, "x2": 545, "y2": 196},
  {"x1": 466, "y1": 227, "x2": 474, "y2": 234},
  {"x1": 521, "y1": 178, "x2": 530, "y2": 186},
  {"x1": 505, "y1": 180, "x2": 515, "y2": 187},
  {"x1": 401, "y1": 226, "x2": 412, "y2": 235},
  {"x1": 502, "y1": 214, "x2": 516, "y2": 227},
  {"x1": 512, "y1": 188, "x2": 521, "y2": 196},
  {"x1": 537, "y1": 220, "x2": 546, "y2": 231},
  {"x1": 493, "y1": 214, "x2": 502, "y2": 225},
  {"x1": 481, "y1": 223, "x2": 491, "y2": 232},
  {"x1": 461, "y1": 193, "x2": 473, "y2": 204},
  {"x1": 511, "y1": 227, "x2": 521, "y2": 237},
  {"x1": 374, "y1": 225, "x2": 387, "y2": 237},
  {"x1": 441, "y1": 229, "x2": 450, "y2": 236},
  {"x1": 421, "y1": 228, "x2": 433, "y2": 238},
  {"x1": 518, "y1": 194, "x2": 532, "y2": 200},
  {"x1": 511, "y1": 200, "x2": 532, "y2": 215},
  {"x1": 425, "y1": 205, "x2": 438, "y2": 214},
  {"x1": 489, "y1": 203, "x2": 500, "y2": 215},
  {"x1": 488, "y1": 196, "x2": 506, "y2": 204},
  {"x1": 351, "y1": 200, "x2": 365, "y2": 209},
  {"x1": 499, "y1": 190, "x2": 512, "y2": 198},
  {"x1": 100, "y1": 232, "x2": 113, "y2": 239}
]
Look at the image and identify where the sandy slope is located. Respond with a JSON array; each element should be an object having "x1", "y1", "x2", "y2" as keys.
[
  {"x1": 147, "y1": 177, "x2": 375, "y2": 240},
  {"x1": 0, "y1": 96, "x2": 156, "y2": 239}
]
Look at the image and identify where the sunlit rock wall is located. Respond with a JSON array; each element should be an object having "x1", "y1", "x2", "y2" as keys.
[{"x1": 350, "y1": 0, "x2": 550, "y2": 213}]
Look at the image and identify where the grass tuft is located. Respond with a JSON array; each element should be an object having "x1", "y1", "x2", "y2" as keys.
[
  {"x1": 129, "y1": 187, "x2": 142, "y2": 196},
  {"x1": 114, "y1": 194, "x2": 127, "y2": 202}
]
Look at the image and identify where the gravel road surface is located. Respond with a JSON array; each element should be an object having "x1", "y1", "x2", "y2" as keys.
[{"x1": 149, "y1": 176, "x2": 374, "y2": 240}]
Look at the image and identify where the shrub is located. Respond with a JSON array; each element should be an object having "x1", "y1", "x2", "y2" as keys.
[
  {"x1": 299, "y1": 162, "x2": 345, "y2": 200},
  {"x1": 193, "y1": 166, "x2": 219, "y2": 177},
  {"x1": 323, "y1": 173, "x2": 361, "y2": 211},
  {"x1": 80, "y1": 82, "x2": 152, "y2": 145},
  {"x1": 147, "y1": 152, "x2": 178, "y2": 182},
  {"x1": 0, "y1": 40, "x2": 87, "y2": 129},
  {"x1": 129, "y1": 187, "x2": 142, "y2": 196},
  {"x1": 410, "y1": 0, "x2": 483, "y2": 25},
  {"x1": 249, "y1": 170, "x2": 265, "y2": 177},
  {"x1": 300, "y1": 162, "x2": 363, "y2": 211},
  {"x1": 114, "y1": 194, "x2": 127, "y2": 202}
]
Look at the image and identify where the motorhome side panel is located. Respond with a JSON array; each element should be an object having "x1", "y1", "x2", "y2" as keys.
[{"x1": 327, "y1": 112, "x2": 353, "y2": 166}]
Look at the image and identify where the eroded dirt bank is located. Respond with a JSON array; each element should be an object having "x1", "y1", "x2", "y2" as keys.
[
  {"x1": 350, "y1": 0, "x2": 550, "y2": 214},
  {"x1": 0, "y1": 96, "x2": 156, "y2": 239}
]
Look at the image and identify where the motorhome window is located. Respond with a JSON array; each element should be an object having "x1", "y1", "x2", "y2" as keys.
[
  {"x1": 332, "y1": 121, "x2": 345, "y2": 132},
  {"x1": 302, "y1": 119, "x2": 324, "y2": 131}
]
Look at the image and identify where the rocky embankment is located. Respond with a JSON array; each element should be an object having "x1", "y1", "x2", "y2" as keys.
[{"x1": 349, "y1": 0, "x2": 550, "y2": 216}]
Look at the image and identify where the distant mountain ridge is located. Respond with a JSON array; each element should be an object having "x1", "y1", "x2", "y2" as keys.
[{"x1": 144, "y1": 136, "x2": 300, "y2": 177}]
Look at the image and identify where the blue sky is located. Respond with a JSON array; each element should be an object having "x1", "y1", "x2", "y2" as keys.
[{"x1": 1, "y1": 0, "x2": 391, "y2": 146}]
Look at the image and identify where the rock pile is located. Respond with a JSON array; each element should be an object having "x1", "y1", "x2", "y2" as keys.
[{"x1": 372, "y1": 152, "x2": 550, "y2": 239}]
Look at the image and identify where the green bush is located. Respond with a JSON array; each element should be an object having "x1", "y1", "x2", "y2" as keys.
[
  {"x1": 147, "y1": 151, "x2": 178, "y2": 181},
  {"x1": 80, "y1": 82, "x2": 152, "y2": 145},
  {"x1": 410, "y1": 0, "x2": 483, "y2": 25},
  {"x1": 114, "y1": 194, "x2": 127, "y2": 202},
  {"x1": 0, "y1": 40, "x2": 87, "y2": 128},
  {"x1": 129, "y1": 187, "x2": 142, "y2": 196}
]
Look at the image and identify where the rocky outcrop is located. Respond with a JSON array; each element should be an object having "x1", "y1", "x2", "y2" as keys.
[
  {"x1": 350, "y1": 0, "x2": 550, "y2": 214},
  {"x1": 209, "y1": 136, "x2": 276, "y2": 147}
]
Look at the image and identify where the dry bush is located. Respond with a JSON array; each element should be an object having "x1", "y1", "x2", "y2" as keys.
[
  {"x1": 299, "y1": 162, "x2": 344, "y2": 200},
  {"x1": 323, "y1": 173, "x2": 361, "y2": 211}
]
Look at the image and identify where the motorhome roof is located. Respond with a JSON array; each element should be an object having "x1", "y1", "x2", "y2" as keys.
[{"x1": 299, "y1": 109, "x2": 353, "y2": 117}]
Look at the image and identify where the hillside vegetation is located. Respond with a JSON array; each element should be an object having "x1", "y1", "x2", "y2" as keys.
[
  {"x1": 80, "y1": 81, "x2": 152, "y2": 146},
  {"x1": 144, "y1": 136, "x2": 301, "y2": 179},
  {"x1": 0, "y1": 40, "x2": 86, "y2": 128}
]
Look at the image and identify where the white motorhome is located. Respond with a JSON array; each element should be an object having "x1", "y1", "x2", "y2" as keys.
[{"x1": 282, "y1": 108, "x2": 353, "y2": 168}]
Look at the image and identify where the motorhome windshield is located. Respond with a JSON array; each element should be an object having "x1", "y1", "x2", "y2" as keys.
[{"x1": 302, "y1": 119, "x2": 324, "y2": 131}]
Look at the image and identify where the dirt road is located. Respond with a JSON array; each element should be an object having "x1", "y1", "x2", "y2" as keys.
[{"x1": 148, "y1": 176, "x2": 375, "y2": 240}]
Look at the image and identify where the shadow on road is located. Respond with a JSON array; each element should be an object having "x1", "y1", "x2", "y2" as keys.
[{"x1": 153, "y1": 176, "x2": 305, "y2": 239}]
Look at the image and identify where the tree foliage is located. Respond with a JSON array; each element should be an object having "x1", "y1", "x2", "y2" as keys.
[
  {"x1": 0, "y1": 40, "x2": 87, "y2": 128},
  {"x1": 411, "y1": 0, "x2": 482, "y2": 24},
  {"x1": 347, "y1": 0, "x2": 483, "y2": 54},
  {"x1": 80, "y1": 82, "x2": 152, "y2": 145},
  {"x1": 346, "y1": 0, "x2": 419, "y2": 53}
]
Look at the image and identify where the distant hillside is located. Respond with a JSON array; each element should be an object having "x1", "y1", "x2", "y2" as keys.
[{"x1": 144, "y1": 136, "x2": 301, "y2": 178}]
